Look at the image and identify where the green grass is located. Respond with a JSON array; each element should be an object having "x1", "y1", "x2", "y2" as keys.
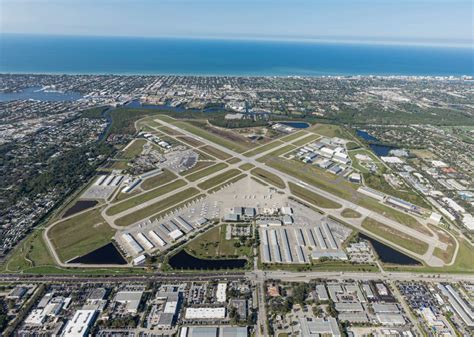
[
  {"x1": 251, "y1": 168, "x2": 286, "y2": 189},
  {"x1": 384, "y1": 238, "x2": 474, "y2": 274},
  {"x1": 279, "y1": 130, "x2": 308, "y2": 142},
  {"x1": 348, "y1": 149, "x2": 383, "y2": 174},
  {"x1": 227, "y1": 157, "x2": 241, "y2": 164},
  {"x1": 4, "y1": 230, "x2": 55, "y2": 272},
  {"x1": 239, "y1": 163, "x2": 255, "y2": 171},
  {"x1": 242, "y1": 140, "x2": 284, "y2": 157},
  {"x1": 308, "y1": 123, "x2": 354, "y2": 140},
  {"x1": 291, "y1": 133, "x2": 321, "y2": 147},
  {"x1": 265, "y1": 157, "x2": 426, "y2": 232},
  {"x1": 121, "y1": 139, "x2": 146, "y2": 159},
  {"x1": 186, "y1": 162, "x2": 228, "y2": 182},
  {"x1": 158, "y1": 118, "x2": 249, "y2": 153},
  {"x1": 180, "y1": 161, "x2": 215, "y2": 176},
  {"x1": 256, "y1": 144, "x2": 297, "y2": 162},
  {"x1": 199, "y1": 145, "x2": 232, "y2": 160},
  {"x1": 363, "y1": 173, "x2": 430, "y2": 209},
  {"x1": 361, "y1": 217, "x2": 428, "y2": 255},
  {"x1": 48, "y1": 208, "x2": 115, "y2": 262},
  {"x1": 185, "y1": 224, "x2": 252, "y2": 259},
  {"x1": 115, "y1": 187, "x2": 200, "y2": 226},
  {"x1": 289, "y1": 182, "x2": 342, "y2": 209},
  {"x1": 141, "y1": 169, "x2": 178, "y2": 190},
  {"x1": 209, "y1": 174, "x2": 247, "y2": 193},
  {"x1": 177, "y1": 135, "x2": 205, "y2": 147},
  {"x1": 106, "y1": 180, "x2": 186, "y2": 216},
  {"x1": 198, "y1": 169, "x2": 241, "y2": 190},
  {"x1": 341, "y1": 208, "x2": 362, "y2": 218}
]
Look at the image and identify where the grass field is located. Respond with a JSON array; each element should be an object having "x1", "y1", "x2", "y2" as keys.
[
  {"x1": 157, "y1": 117, "x2": 250, "y2": 153},
  {"x1": 186, "y1": 162, "x2": 228, "y2": 182},
  {"x1": 341, "y1": 208, "x2": 362, "y2": 218},
  {"x1": 208, "y1": 174, "x2": 247, "y2": 193},
  {"x1": 361, "y1": 217, "x2": 428, "y2": 255},
  {"x1": 197, "y1": 169, "x2": 241, "y2": 190},
  {"x1": 180, "y1": 161, "x2": 215, "y2": 176},
  {"x1": 291, "y1": 133, "x2": 321, "y2": 147},
  {"x1": 185, "y1": 224, "x2": 252, "y2": 259},
  {"x1": 308, "y1": 123, "x2": 354, "y2": 140},
  {"x1": 4, "y1": 230, "x2": 55, "y2": 272},
  {"x1": 239, "y1": 163, "x2": 255, "y2": 171},
  {"x1": 177, "y1": 135, "x2": 205, "y2": 147},
  {"x1": 242, "y1": 140, "x2": 284, "y2": 157},
  {"x1": 256, "y1": 144, "x2": 297, "y2": 163},
  {"x1": 120, "y1": 139, "x2": 146, "y2": 159},
  {"x1": 106, "y1": 180, "x2": 186, "y2": 216},
  {"x1": 363, "y1": 173, "x2": 430, "y2": 209},
  {"x1": 199, "y1": 145, "x2": 232, "y2": 160},
  {"x1": 385, "y1": 238, "x2": 474, "y2": 274},
  {"x1": 289, "y1": 182, "x2": 342, "y2": 209},
  {"x1": 141, "y1": 169, "x2": 177, "y2": 190},
  {"x1": 109, "y1": 160, "x2": 129, "y2": 171},
  {"x1": 348, "y1": 149, "x2": 384, "y2": 174},
  {"x1": 194, "y1": 149, "x2": 216, "y2": 161},
  {"x1": 265, "y1": 157, "x2": 426, "y2": 233},
  {"x1": 227, "y1": 157, "x2": 241, "y2": 164},
  {"x1": 251, "y1": 168, "x2": 286, "y2": 189},
  {"x1": 115, "y1": 187, "x2": 200, "y2": 226},
  {"x1": 279, "y1": 130, "x2": 308, "y2": 142},
  {"x1": 48, "y1": 208, "x2": 115, "y2": 262}
]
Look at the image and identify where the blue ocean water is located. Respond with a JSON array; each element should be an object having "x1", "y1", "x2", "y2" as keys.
[{"x1": 0, "y1": 34, "x2": 472, "y2": 76}]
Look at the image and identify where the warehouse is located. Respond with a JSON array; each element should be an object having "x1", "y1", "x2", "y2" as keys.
[
  {"x1": 136, "y1": 232, "x2": 154, "y2": 250},
  {"x1": 122, "y1": 233, "x2": 144, "y2": 255},
  {"x1": 184, "y1": 307, "x2": 226, "y2": 319}
]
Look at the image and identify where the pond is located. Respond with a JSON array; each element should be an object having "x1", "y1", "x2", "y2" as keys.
[
  {"x1": 62, "y1": 200, "x2": 98, "y2": 218},
  {"x1": 69, "y1": 243, "x2": 127, "y2": 265},
  {"x1": 359, "y1": 233, "x2": 421, "y2": 266},
  {"x1": 168, "y1": 249, "x2": 247, "y2": 270},
  {"x1": 356, "y1": 129, "x2": 398, "y2": 156},
  {"x1": 280, "y1": 121, "x2": 310, "y2": 129},
  {"x1": 0, "y1": 87, "x2": 83, "y2": 102}
]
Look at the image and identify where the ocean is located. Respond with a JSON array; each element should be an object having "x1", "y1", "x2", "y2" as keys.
[{"x1": 0, "y1": 34, "x2": 472, "y2": 76}]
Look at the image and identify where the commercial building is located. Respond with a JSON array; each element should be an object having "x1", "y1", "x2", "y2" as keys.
[
  {"x1": 114, "y1": 290, "x2": 144, "y2": 313},
  {"x1": 62, "y1": 310, "x2": 97, "y2": 337}
]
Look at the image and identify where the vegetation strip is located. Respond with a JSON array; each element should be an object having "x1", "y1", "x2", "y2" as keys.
[
  {"x1": 288, "y1": 182, "x2": 342, "y2": 209},
  {"x1": 106, "y1": 179, "x2": 186, "y2": 215},
  {"x1": 250, "y1": 167, "x2": 286, "y2": 189},
  {"x1": 185, "y1": 162, "x2": 228, "y2": 182},
  {"x1": 115, "y1": 187, "x2": 200, "y2": 226},
  {"x1": 198, "y1": 169, "x2": 242, "y2": 190}
]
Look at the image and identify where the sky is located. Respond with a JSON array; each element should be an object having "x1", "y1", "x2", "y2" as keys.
[{"x1": 1, "y1": 0, "x2": 472, "y2": 46}]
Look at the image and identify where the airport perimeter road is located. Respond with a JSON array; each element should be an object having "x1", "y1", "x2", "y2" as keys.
[{"x1": 155, "y1": 118, "x2": 447, "y2": 267}]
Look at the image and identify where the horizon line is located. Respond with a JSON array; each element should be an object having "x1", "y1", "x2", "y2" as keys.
[{"x1": 2, "y1": 32, "x2": 472, "y2": 49}]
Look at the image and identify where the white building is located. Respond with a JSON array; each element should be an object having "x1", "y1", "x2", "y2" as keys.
[
  {"x1": 62, "y1": 310, "x2": 97, "y2": 337},
  {"x1": 184, "y1": 307, "x2": 226, "y2": 319},
  {"x1": 216, "y1": 283, "x2": 227, "y2": 303}
]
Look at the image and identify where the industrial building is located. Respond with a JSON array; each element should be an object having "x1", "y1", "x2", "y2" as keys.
[{"x1": 259, "y1": 219, "x2": 347, "y2": 264}]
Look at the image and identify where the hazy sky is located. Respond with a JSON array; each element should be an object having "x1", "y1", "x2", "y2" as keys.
[{"x1": 1, "y1": 0, "x2": 472, "y2": 45}]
